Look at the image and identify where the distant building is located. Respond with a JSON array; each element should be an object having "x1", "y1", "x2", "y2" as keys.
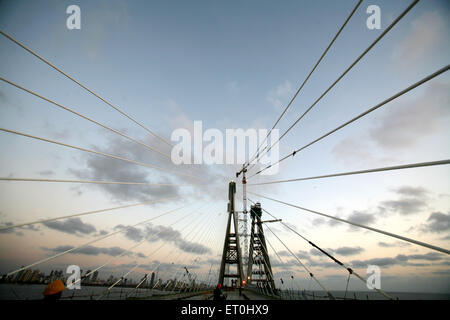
[
  {"x1": 51, "y1": 270, "x2": 64, "y2": 282},
  {"x1": 21, "y1": 269, "x2": 33, "y2": 283},
  {"x1": 150, "y1": 272, "x2": 155, "y2": 288},
  {"x1": 30, "y1": 270, "x2": 40, "y2": 283},
  {"x1": 83, "y1": 270, "x2": 92, "y2": 284},
  {"x1": 14, "y1": 268, "x2": 26, "y2": 282},
  {"x1": 37, "y1": 273, "x2": 45, "y2": 283},
  {"x1": 91, "y1": 271, "x2": 99, "y2": 283}
]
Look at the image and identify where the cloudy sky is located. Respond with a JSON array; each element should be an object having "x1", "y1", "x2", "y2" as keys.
[{"x1": 0, "y1": 0, "x2": 449, "y2": 295}]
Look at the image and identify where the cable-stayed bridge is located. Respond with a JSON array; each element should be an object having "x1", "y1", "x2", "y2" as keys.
[{"x1": 0, "y1": 0, "x2": 449, "y2": 300}]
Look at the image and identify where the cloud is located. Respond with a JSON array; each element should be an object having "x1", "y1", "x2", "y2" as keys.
[
  {"x1": 0, "y1": 224, "x2": 26, "y2": 237},
  {"x1": 347, "y1": 211, "x2": 376, "y2": 225},
  {"x1": 68, "y1": 134, "x2": 181, "y2": 202},
  {"x1": 310, "y1": 186, "x2": 432, "y2": 235},
  {"x1": 0, "y1": 223, "x2": 16, "y2": 234},
  {"x1": 67, "y1": 117, "x2": 230, "y2": 203},
  {"x1": 177, "y1": 241, "x2": 211, "y2": 255},
  {"x1": 296, "y1": 250, "x2": 312, "y2": 261},
  {"x1": 143, "y1": 224, "x2": 183, "y2": 243},
  {"x1": 398, "y1": 252, "x2": 444, "y2": 262},
  {"x1": 0, "y1": 221, "x2": 41, "y2": 237},
  {"x1": 275, "y1": 250, "x2": 447, "y2": 272},
  {"x1": 266, "y1": 80, "x2": 293, "y2": 109},
  {"x1": 160, "y1": 98, "x2": 255, "y2": 201},
  {"x1": 351, "y1": 257, "x2": 399, "y2": 268},
  {"x1": 331, "y1": 137, "x2": 374, "y2": 165},
  {"x1": 380, "y1": 186, "x2": 428, "y2": 215},
  {"x1": 269, "y1": 251, "x2": 315, "y2": 270},
  {"x1": 332, "y1": 246, "x2": 364, "y2": 256},
  {"x1": 116, "y1": 223, "x2": 212, "y2": 255},
  {"x1": 432, "y1": 270, "x2": 450, "y2": 276},
  {"x1": 271, "y1": 258, "x2": 299, "y2": 270},
  {"x1": 420, "y1": 212, "x2": 450, "y2": 234},
  {"x1": 333, "y1": 81, "x2": 450, "y2": 164},
  {"x1": 43, "y1": 218, "x2": 96, "y2": 236},
  {"x1": 146, "y1": 223, "x2": 211, "y2": 255},
  {"x1": 114, "y1": 225, "x2": 145, "y2": 242},
  {"x1": 307, "y1": 260, "x2": 340, "y2": 269},
  {"x1": 293, "y1": 247, "x2": 363, "y2": 266},
  {"x1": 369, "y1": 81, "x2": 450, "y2": 150},
  {"x1": 42, "y1": 245, "x2": 145, "y2": 258},
  {"x1": 22, "y1": 224, "x2": 41, "y2": 232},
  {"x1": 97, "y1": 230, "x2": 108, "y2": 236},
  {"x1": 350, "y1": 252, "x2": 445, "y2": 268},
  {"x1": 378, "y1": 241, "x2": 411, "y2": 248},
  {"x1": 381, "y1": 198, "x2": 427, "y2": 216},
  {"x1": 311, "y1": 211, "x2": 376, "y2": 232},
  {"x1": 277, "y1": 250, "x2": 291, "y2": 257},
  {"x1": 309, "y1": 248, "x2": 323, "y2": 257},
  {"x1": 394, "y1": 186, "x2": 428, "y2": 198},
  {"x1": 392, "y1": 11, "x2": 446, "y2": 69},
  {"x1": 43, "y1": 120, "x2": 71, "y2": 140}
]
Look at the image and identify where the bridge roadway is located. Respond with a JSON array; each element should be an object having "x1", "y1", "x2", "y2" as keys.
[
  {"x1": 129, "y1": 289, "x2": 277, "y2": 300},
  {"x1": 181, "y1": 289, "x2": 273, "y2": 300}
]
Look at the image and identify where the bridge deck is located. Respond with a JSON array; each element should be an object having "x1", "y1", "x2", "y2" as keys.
[{"x1": 183, "y1": 289, "x2": 273, "y2": 300}]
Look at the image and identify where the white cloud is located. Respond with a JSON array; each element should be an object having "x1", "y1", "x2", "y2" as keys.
[
  {"x1": 333, "y1": 81, "x2": 450, "y2": 162},
  {"x1": 369, "y1": 81, "x2": 450, "y2": 150},
  {"x1": 331, "y1": 137, "x2": 374, "y2": 164},
  {"x1": 392, "y1": 11, "x2": 446, "y2": 69}
]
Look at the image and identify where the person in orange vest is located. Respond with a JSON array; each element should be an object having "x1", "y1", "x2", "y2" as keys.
[{"x1": 42, "y1": 280, "x2": 65, "y2": 300}]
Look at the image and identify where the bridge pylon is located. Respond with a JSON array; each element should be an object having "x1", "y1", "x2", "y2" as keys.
[
  {"x1": 218, "y1": 181, "x2": 245, "y2": 288},
  {"x1": 246, "y1": 202, "x2": 277, "y2": 295}
]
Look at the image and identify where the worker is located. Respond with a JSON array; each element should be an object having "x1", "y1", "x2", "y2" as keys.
[
  {"x1": 42, "y1": 280, "x2": 65, "y2": 300},
  {"x1": 213, "y1": 283, "x2": 224, "y2": 300}
]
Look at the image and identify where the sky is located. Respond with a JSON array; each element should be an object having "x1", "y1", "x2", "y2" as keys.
[{"x1": 0, "y1": 0, "x2": 449, "y2": 295}]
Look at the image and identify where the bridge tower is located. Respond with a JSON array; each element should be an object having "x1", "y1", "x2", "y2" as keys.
[
  {"x1": 239, "y1": 168, "x2": 249, "y2": 269},
  {"x1": 218, "y1": 181, "x2": 245, "y2": 287},
  {"x1": 246, "y1": 202, "x2": 277, "y2": 295}
]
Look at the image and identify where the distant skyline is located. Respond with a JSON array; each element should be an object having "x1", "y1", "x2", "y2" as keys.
[
  {"x1": 0, "y1": 0, "x2": 449, "y2": 294},
  {"x1": 2, "y1": 267, "x2": 157, "y2": 287}
]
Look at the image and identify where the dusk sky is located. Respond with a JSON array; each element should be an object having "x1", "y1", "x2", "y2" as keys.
[{"x1": 0, "y1": 0, "x2": 449, "y2": 295}]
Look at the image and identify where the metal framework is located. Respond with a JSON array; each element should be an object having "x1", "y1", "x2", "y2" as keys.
[
  {"x1": 246, "y1": 202, "x2": 277, "y2": 295},
  {"x1": 239, "y1": 168, "x2": 249, "y2": 268},
  {"x1": 218, "y1": 181, "x2": 245, "y2": 287}
]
